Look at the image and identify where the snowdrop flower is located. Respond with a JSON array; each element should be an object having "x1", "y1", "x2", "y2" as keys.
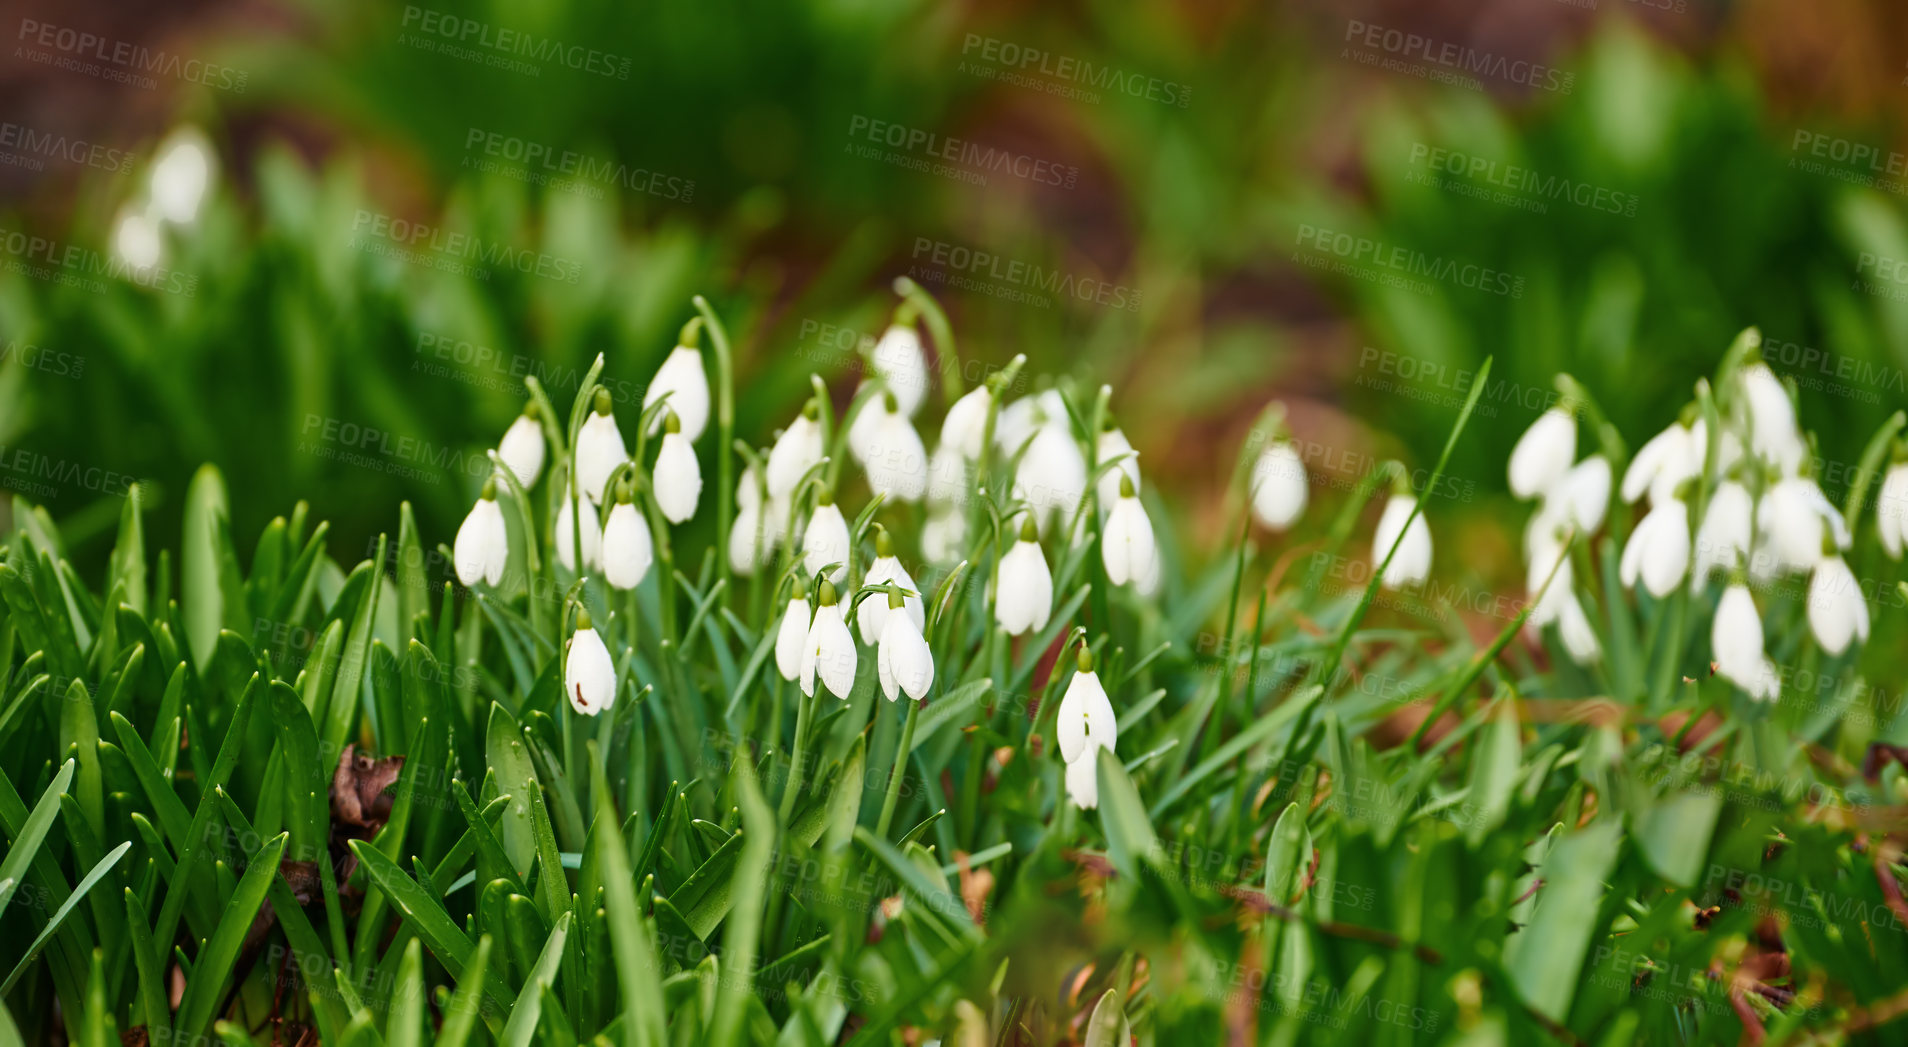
[
  {"x1": 1690, "y1": 480, "x2": 1753, "y2": 590},
  {"x1": 799, "y1": 580, "x2": 858, "y2": 700},
  {"x1": 1101, "y1": 475, "x2": 1159, "y2": 590},
  {"x1": 926, "y1": 441, "x2": 967, "y2": 507},
  {"x1": 1508, "y1": 407, "x2": 1577, "y2": 500},
  {"x1": 1879, "y1": 459, "x2": 1908, "y2": 560},
  {"x1": 1740, "y1": 362, "x2": 1804, "y2": 472},
  {"x1": 1249, "y1": 438, "x2": 1308, "y2": 531},
  {"x1": 1807, "y1": 555, "x2": 1870, "y2": 656},
  {"x1": 1618, "y1": 497, "x2": 1690, "y2": 598},
  {"x1": 1056, "y1": 649, "x2": 1117, "y2": 810},
  {"x1": 497, "y1": 404, "x2": 545, "y2": 488},
  {"x1": 1758, "y1": 476, "x2": 1848, "y2": 573},
  {"x1": 802, "y1": 491, "x2": 851, "y2": 584},
  {"x1": 729, "y1": 466, "x2": 776, "y2": 577},
  {"x1": 876, "y1": 587, "x2": 934, "y2": 702},
  {"x1": 1014, "y1": 425, "x2": 1087, "y2": 533},
  {"x1": 575, "y1": 390, "x2": 627, "y2": 505},
  {"x1": 644, "y1": 336, "x2": 710, "y2": 440},
  {"x1": 1372, "y1": 492, "x2": 1432, "y2": 589},
  {"x1": 856, "y1": 393, "x2": 929, "y2": 502},
  {"x1": 1096, "y1": 422, "x2": 1140, "y2": 507},
  {"x1": 1712, "y1": 583, "x2": 1780, "y2": 701},
  {"x1": 766, "y1": 403, "x2": 825, "y2": 499},
  {"x1": 1548, "y1": 455, "x2": 1611, "y2": 534},
  {"x1": 994, "y1": 389, "x2": 1067, "y2": 455},
  {"x1": 994, "y1": 517, "x2": 1053, "y2": 636},
  {"x1": 453, "y1": 480, "x2": 509, "y2": 587},
  {"x1": 869, "y1": 318, "x2": 931, "y2": 417},
  {"x1": 602, "y1": 489, "x2": 654, "y2": 590},
  {"x1": 774, "y1": 580, "x2": 811, "y2": 682},
  {"x1": 859, "y1": 528, "x2": 925, "y2": 643},
  {"x1": 1556, "y1": 595, "x2": 1601, "y2": 666},
  {"x1": 940, "y1": 385, "x2": 993, "y2": 461},
  {"x1": 921, "y1": 508, "x2": 967, "y2": 565},
  {"x1": 1621, "y1": 419, "x2": 1702, "y2": 506},
  {"x1": 150, "y1": 127, "x2": 215, "y2": 226},
  {"x1": 113, "y1": 205, "x2": 162, "y2": 270},
  {"x1": 1523, "y1": 524, "x2": 1576, "y2": 628},
  {"x1": 555, "y1": 493, "x2": 602, "y2": 572},
  {"x1": 653, "y1": 411, "x2": 702, "y2": 524},
  {"x1": 565, "y1": 609, "x2": 615, "y2": 716}
]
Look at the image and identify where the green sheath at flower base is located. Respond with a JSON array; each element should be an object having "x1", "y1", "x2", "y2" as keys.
[
  {"x1": 817, "y1": 579, "x2": 838, "y2": 607},
  {"x1": 1077, "y1": 646, "x2": 1094, "y2": 674},
  {"x1": 593, "y1": 388, "x2": 613, "y2": 416},
  {"x1": 479, "y1": 477, "x2": 497, "y2": 501}
]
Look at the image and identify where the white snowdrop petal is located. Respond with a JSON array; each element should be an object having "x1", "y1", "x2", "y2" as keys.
[
  {"x1": 498, "y1": 414, "x2": 546, "y2": 488},
  {"x1": 565, "y1": 628, "x2": 616, "y2": 716},
  {"x1": 644, "y1": 347, "x2": 710, "y2": 440},
  {"x1": 555, "y1": 496, "x2": 603, "y2": 572},
  {"x1": 654, "y1": 432, "x2": 703, "y2": 523},
  {"x1": 1508, "y1": 408, "x2": 1576, "y2": 500},
  {"x1": 1250, "y1": 441, "x2": 1309, "y2": 531},
  {"x1": 802, "y1": 504, "x2": 851, "y2": 584},
  {"x1": 575, "y1": 412, "x2": 627, "y2": 505},
  {"x1": 775, "y1": 597, "x2": 810, "y2": 682},
  {"x1": 603, "y1": 501, "x2": 655, "y2": 590}
]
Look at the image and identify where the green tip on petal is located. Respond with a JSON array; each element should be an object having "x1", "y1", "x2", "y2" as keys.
[
  {"x1": 818, "y1": 579, "x2": 838, "y2": 606},
  {"x1": 593, "y1": 388, "x2": 613, "y2": 415},
  {"x1": 1077, "y1": 646, "x2": 1093, "y2": 673},
  {"x1": 816, "y1": 487, "x2": 834, "y2": 507},
  {"x1": 790, "y1": 576, "x2": 806, "y2": 600},
  {"x1": 480, "y1": 477, "x2": 497, "y2": 501},
  {"x1": 803, "y1": 400, "x2": 821, "y2": 421},
  {"x1": 874, "y1": 525, "x2": 893, "y2": 558},
  {"x1": 664, "y1": 409, "x2": 681, "y2": 435},
  {"x1": 882, "y1": 391, "x2": 900, "y2": 414},
  {"x1": 575, "y1": 607, "x2": 593, "y2": 632},
  {"x1": 523, "y1": 400, "x2": 540, "y2": 419},
  {"x1": 678, "y1": 315, "x2": 704, "y2": 349},
  {"x1": 894, "y1": 301, "x2": 921, "y2": 327},
  {"x1": 1118, "y1": 473, "x2": 1136, "y2": 499},
  {"x1": 1018, "y1": 516, "x2": 1038, "y2": 543}
]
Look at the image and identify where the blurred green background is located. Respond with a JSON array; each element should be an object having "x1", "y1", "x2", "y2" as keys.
[{"x1": 6, "y1": 0, "x2": 1908, "y2": 611}]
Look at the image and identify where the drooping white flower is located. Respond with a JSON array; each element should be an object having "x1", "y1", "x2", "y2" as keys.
[
  {"x1": 113, "y1": 205, "x2": 162, "y2": 270},
  {"x1": 1014, "y1": 425, "x2": 1087, "y2": 534},
  {"x1": 1740, "y1": 362, "x2": 1805, "y2": 472},
  {"x1": 799, "y1": 581, "x2": 858, "y2": 699},
  {"x1": 1056, "y1": 649, "x2": 1117, "y2": 810},
  {"x1": 802, "y1": 494, "x2": 851, "y2": 584},
  {"x1": 766, "y1": 405, "x2": 825, "y2": 500},
  {"x1": 876, "y1": 589, "x2": 934, "y2": 702},
  {"x1": 1249, "y1": 439, "x2": 1308, "y2": 531},
  {"x1": 1096, "y1": 425, "x2": 1140, "y2": 507},
  {"x1": 1618, "y1": 497, "x2": 1691, "y2": 598},
  {"x1": 1524, "y1": 524, "x2": 1576, "y2": 628},
  {"x1": 922, "y1": 508, "x2": 967, "y2": 564},
  {"x1": 994, "y1": 389, "x2": 1068, "y2": 454},
  {"x1": 1807, "y1": 555, "x2": 1870, "y2": 656},
  {"x1": 857, "y1": 394, "x2": 929, "y2": 503},
  {"x1": 926, "y1": 441, "x2": 967, "y2": 508},
  {"x1": 1712, "y1": 583, "x2": 1780, "y2": 701},
  {"x1": 453, "y1": 483, "x2": 509, "y2": 587},
  {"x1": 602, "y1": 494, "x2": 654, "y2": 590},
  {"x1": 995, "y1": 517, "x2": 1053, "y2": 636},
  {"x1": 869, "y1": 320, "x2": 931, "y2": 417},
  {"x1": 644, "y1": 343, "x2": 710, "y2": 441},
  {"x1": 150, "y1": 127, "x2": 215, "y2": 225},
  {"x1": 575, "y1": 391, "x2": 626, "y2": 505},
  {"x1": 653, "y1": 412, "x2": 702, "y2": 524},
  {"x1": 565, "y1": 611, "x2": 615, "y2": 715},
  {"x1": 1101, "y1": 475, "x2": 1158, "y2": 589},
  {"x1": 1372, "y1": 493, "x2": 1432, "y2": 589},
  {"x1": 1549, "y1": 455, "x2": 1611, "y2": 534},
  {"x1": 1878, "y1": 461, "x2": 1908, "y2": 560},
  {"x1": 774, "y1": 583, "x2": 811, "y2": 682},
  {"x1": 1509, "y1": 407, "x2": 1577, "y2": 500},
  {"x1": 1691, "y1": 480, "x2": 1753, "y2": 590},
  {"x1": 1757, "y1": 476, "x2": 1848, "y2": 574},
  {"x1": 1557, "y1": 595, "x2": 1600, "y2": 666},
  {"x1": 497, "y1": 407, "x2": 546, "y2": 488},
  {"x1": 729, "y1": 467, "x2": 777, "y2": 577},
  {"x1": 859, "y1": 530, "x2": 926, "y2": 644},
  {"x1": 1621, "y1": 419, "x2": 1702, "y2": 507},
  {"x1": 940, "y1": 385, "x2": 993, "y2": 460},
  {"x1": 555, "y1": 493, "x2": 602, "y2": 572}
]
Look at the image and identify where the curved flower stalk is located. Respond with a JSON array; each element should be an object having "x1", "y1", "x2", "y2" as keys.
[
  {"x1": 453, "y1": 479, "x2": 509, "y2": 587},
  {"x1": 653, "y1": 411, "x2": 702, "y2": 524},
  {"x1": 799, "y1": 580, "x2": 858, "y2": 699},
  {"x1": 859, "y1": 528, "x2": 924, "y2": 644},
  {"x1": 995, "y1": 516, "x2": 1053, "y2": 635},
  {"x1": 1056, "y1": 648, "x2": 1117, "y2": 809},
  {"x1": 497, "y1": 402, "x2": 546, "y2": 488},
  {"x1": 575, "y1": 389, "x2": 627, "y2": 506},
  {"x1": 565, "y1": 608, "x2": 616, "y2": 715}
]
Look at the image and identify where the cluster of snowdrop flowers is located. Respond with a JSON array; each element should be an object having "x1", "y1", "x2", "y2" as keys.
[
  {"x1": 113, "y1": 126, "x2": 216, "y2": 273},
  {"x1": 1506, "y1": 401, "x2": 1609, "y2": 666}
]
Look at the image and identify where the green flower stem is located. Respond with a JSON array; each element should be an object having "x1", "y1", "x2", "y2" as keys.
[
  {"x1": 777, "y1": 684, "x2": 813, "y2": 824},
  {"x1": 893, "y1": 276, "x2": 964, "y2": 407},
  {"x1": 874, "y1": 696, "x2": 920, "y2": 841},
  {"x1": 693, "y1": 297, "x2": 738, "y2": 599}
]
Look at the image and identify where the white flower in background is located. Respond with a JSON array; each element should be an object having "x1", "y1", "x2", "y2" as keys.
[
  {"x1": 1547, "y1": 455, "x2": 1611, "y2": 534},
  {"x1": 1524, "y1": 524, "x2": 1576, "y2": 628},
  {"x1": 940, "y1": 385, "x2": 993, "y2": 460},
  {"x1": 1249, "y1": 438, "x2": 1308, "y2": 531},
  {"x1": 766, "y1": 404, "x2": 825, "y2": 499},
  {"x1": 1056, "y1": 649, "x2": 1117, "y2": 810},
  {"x1": 868, "y1": 320, "x2": 932, "y2": 417},
  {"x1": 565, "y1": 610, "x2": 615, "y2": 716},
  {"x1": 1557, "y1": 595, "x2": 1601, "y2": 665},
  {"x1": 1876, "y1": 460, "x2": 1908, "y2": 560},
  {"x1": 575, "y1": 391, "x2": 627, "y2": 505},
  {"x1": 802, "y1": 493, "x2": 851, "y2": 584},
  {"x1": 602, "y1": 492, "x2": 654, "y2": 591},
  {"x1": 1621, "y1": 419, "x2": 1702, "y2": 506},
  {"x1": 926, "y1": 441, "x2": 967, "y2": 507},
  {"x1": 497, "y1": 406, "x2": 545, "y2": 488},
  {"x1": 113, "y1": 205, "x2": 163, "y2": 270},
  {"x1": 876, "y1": 589, "x2": 934, "y2": 702},
  {"x1": 555, "y1": 493, "x2": 602, "y2": 572},
  {"x1": 1807, "y1": 555, "x2": 1870, "y2": 656},
  {"x1": 859, "y1": 530, "x2": 925, "y2": 644},
  {"x1": 995, "y1": 517, "x2": 1053, "y2": 636},
  {"x1": 1758, "y1": 476, "x2": 1848, "y2": 573},
  {"x1": 1096, "y1": 423, "x2": 1140, "y2": 507},
  {"x1": 773, "y1": 582, "x2": 811, "y2": 682},
  {"x1": 453, "y1": 482, "x2": 509, "y2": 587},
  {"x1": 1101, "y1": 475, "x2": 1158, "y2": 589},
  {"x1": 653, "y1": 412, "x2": 702, "y2": 523},
  {"x1": 799, "y1": 580, "x2": 858, "y2": 700},
  {"x1": 994, "y1": 389, "x2": 1067, "y2": 454},
  {"x1": 1372, "y1": 493, "x2": 1432, "y2": 589},
  {"x1": 150, "y1": 127, "x2": 215, "y2": 226},
  {"x1": 644, "y1": 342, "x2": 710, "y2": 440},
  {"x1": 922, "y1": 508, "x2": 966, "y2": 564},
  {"x1": 1712, "y1": 583, "x2": 1780, "y2": 701},
  {"x1": 858, "y1": 394, "x2": 929, "y2": 502},
  {"x1": 1508, "y1": 407, "x2": 1577, "y2": 500},
  {"x1": 1690, "y1": 479, "x2": 1753, "y2": 590},
  {"x1": 1014, "y1": 425, "x2": 1087, "y2": 533},
  {"x1": 729, "y1": 466, "x2": 776, "y2": 577},
  {"x1": 1740, "y1": 362, "x2": 1805, "y2": 472},
  {"x1": 1618, "y1": 497, "x2": 1690, "y2": 598}
]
